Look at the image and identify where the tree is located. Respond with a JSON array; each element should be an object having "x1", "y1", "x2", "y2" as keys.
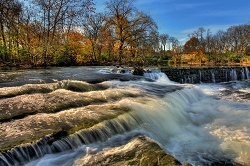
[
  {"x1": 127, "y1": 12, "x2": 158, "y2": 62},
  {"x1": 0, "y1": 0, "x2": 22, "y2": 63},
  {"x1": 105, "y1": 0, "x2": 157, "y2": 64},
  {"x1": 159, "y1": 34, "x2": 169, "y2": 51},
  {"x1": 197, "y1": 27, "x2": 205, "y2": 43},
  {"x1": 204, "y1": 29, "x2": 213, "y2": 61},
  {"x1": 227, "y1": 24, "x2": 250, "y2": 55},
  {"x1": 184, "y1": 37, "x2": 199, "y2": 52},
  {"x1": 171, "y1": 37, "x2": 181, "y2": 66},
  {"x1": 105, "y1": 0, "x2": 135, "y2": 62},
  {"x1": 82, "y1": 13, "x2": 107, "y2": 62},
  {"x1": 28, "y1": 0, "x2": 94, "y2": 66}
]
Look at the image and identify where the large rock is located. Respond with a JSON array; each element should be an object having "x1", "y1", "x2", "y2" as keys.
[
  {"x1": 73, "y1": 135, "x2": 191, "y2": 166},
  {"x1": 133, "y1": 67, "x2": 145, "y2": 76}
]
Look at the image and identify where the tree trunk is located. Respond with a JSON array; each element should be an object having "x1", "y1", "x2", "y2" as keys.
[
  {"x1": 0, "y1": 21, "x2": 7, "y2": 62},
  {"x1": 118, "y1": 41, "x2": 124, "y2": 64}
]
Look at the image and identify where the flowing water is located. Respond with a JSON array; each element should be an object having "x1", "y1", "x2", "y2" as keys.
[{"x1": 0, "y1": 66, "x2": 249, "y2": 166}]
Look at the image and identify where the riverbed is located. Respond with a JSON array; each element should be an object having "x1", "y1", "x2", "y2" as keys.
[{"x1": 0, "y1": 66, "x2": 249, "y2": 166}]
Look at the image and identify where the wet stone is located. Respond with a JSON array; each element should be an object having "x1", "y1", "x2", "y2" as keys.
[{"x1": 73, "y1": 135, "x2": 189, "y2": 166}]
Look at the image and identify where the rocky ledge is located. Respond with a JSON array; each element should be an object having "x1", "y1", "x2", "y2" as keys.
[{"x1": 73, "y1": 135, "x2": 191, "y2": 166}]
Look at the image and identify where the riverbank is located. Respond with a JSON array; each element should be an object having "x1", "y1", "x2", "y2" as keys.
[{"x1": 1, "y1": 61, "x2": 250, "y2": 71}]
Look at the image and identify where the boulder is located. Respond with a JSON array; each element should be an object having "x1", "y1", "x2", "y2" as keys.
[
  {"x1": 133, "y1": 67, "x2": 145, "y2": 76},
  {"x1": 73, "y1": 135, "x2": 190, "y2": 166}
]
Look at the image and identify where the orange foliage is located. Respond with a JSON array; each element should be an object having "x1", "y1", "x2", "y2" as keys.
[{"x1": 68, "y1": 32, "x2": 84, "y2": 42}]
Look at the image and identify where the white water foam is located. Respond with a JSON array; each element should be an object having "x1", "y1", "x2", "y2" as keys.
[
  {"x1": 25, "y1": 71, "x2": 250, "y2": 165},
  {"x1": 2, "y1": 68, "x2": 249, "y2": 166},
  {"x1": 97, "y1": 67, "x2": 132, "y2": 75},
  {"x1": 143, "y1": 70, "x2": 173, "y2": 84},
  {"x1": 123, "y1": 86, "x2": 250, "y2": 165},
  {"x1": 25, "y1": 87, "x2": 250, "y2": 165},
  {"x1": 25, "y1": 130, "x2": 147, "y2": 166}
]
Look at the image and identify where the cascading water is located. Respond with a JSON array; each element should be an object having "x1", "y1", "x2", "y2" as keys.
[
  {"x1": 230, "y1": 69, "x2": 238, "y2": 81},
  {"x1": 143, "y1": 69, "x2": 172, "y2": 84},
  {"x1": 241, "y1": 69, "x2": 246, "y2": 80},
  {"x1": 211, "y1": 71, "x2": 216, "y2": 83},
  {"x1": 0, "y1": 112, "x2": 143, "y2": 166},
  {"x1": 199, "y1": 70, "x2": 202, "y2": 83},
  {"x1": 0, "y1": 67, "x2": 249, "y2": 166},
  {"x1": 245, "y1": 67, "x2": 250, "y2": 80}
]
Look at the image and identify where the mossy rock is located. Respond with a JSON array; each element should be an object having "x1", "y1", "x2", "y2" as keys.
[{"x1": 74, "y1": 135, "x2": 191, "y2": 166}]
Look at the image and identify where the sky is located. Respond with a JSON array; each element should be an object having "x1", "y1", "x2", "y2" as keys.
[{"x1": 94, "y1": 0, "x2": 250, "y2": 44}]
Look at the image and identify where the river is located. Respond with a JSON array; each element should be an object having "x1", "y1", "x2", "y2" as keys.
[{"x1": 0, "y1": 66, "x2": 249, "y2": 166}]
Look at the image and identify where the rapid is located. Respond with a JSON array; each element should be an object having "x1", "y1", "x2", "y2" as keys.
[{"x1": 0, "y1": 66, "x2": 249, "y2": 166}]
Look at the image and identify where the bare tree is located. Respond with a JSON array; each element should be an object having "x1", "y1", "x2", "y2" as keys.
[
  {"x1": 159, "y1": 34, "x2": 169, "y2": 51},
  {"x1": 171, "y1": 37, "x2": 181, "y2": 66},
  {"x1": 197, "y1": 27, "x2": 206, "y2": 42}
]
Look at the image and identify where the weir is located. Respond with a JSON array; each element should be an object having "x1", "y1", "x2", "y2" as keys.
[
  {"x1": 161, "y1": 66, "x2": 250, "y2": 83},
  {"x1": 0, "y1": 67, "x2": 249, "y2": 166},
  {"x1": 0, "y1": 112, "x2": 143, "y2": 166}
]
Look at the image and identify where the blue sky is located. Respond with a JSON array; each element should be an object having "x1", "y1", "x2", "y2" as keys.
[{"x1": 95, "y1": 0, "x2": 250, "y2": 44}]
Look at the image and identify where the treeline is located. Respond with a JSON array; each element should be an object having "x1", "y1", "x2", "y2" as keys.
[
  {"x1": 181, "y1": 25, "x2": 250, "y2": 65},
  {"x1": 0, "y1": 0, "x2": 250, "y2": 68},
  {"x1": 0, "y1": 0, "x2": 160, "y2": 67}
]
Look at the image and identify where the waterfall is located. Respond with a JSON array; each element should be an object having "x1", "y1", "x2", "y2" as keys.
[
  {"x1": 130, "y1": 88, "x2": 205, "y2": 142},
  {"x1": 241, "y1": 69, "x2": 244, "y2": 80},
  {"x1": 184, "y1": 76, "x2": 194, "y2": 84},
  {"x1": 229, "y1": 69, "x2": 237, "y2": 81},
  {"x1": 0, "y1": 87, "x2": 214, "y2": 166},
  {"x1": 128, "y1": 87, "x2": 227, "y2": 165},
  {"x1": 211, "y1": 72, "x2": 215, "y2": 83},
  {"x1": 0, "y1": 112, "x2": 142, "y2": 166},
  {"x1": 129, "y1": 87, "x2": 250, "y2": 165},
  {"x1": 1, "y1": 67, "x2": 250, "y2": 166},
  {"x1": 245, "y1": 67, "x2": 250, "y2": 80},
  {"x1": 199, "y1": 70, "x2": 202, "y2": 83},
  {"x1": 143, "y1": 70, "x2": 171, "y2": 83},
  {"x1": 224, "y1": 70, "x2": 228, "y2": 82}
]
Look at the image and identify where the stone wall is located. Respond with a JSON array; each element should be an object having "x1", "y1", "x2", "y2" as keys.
[{"x1": 161, "y1": 66, "x2": 250, "y2": 83}]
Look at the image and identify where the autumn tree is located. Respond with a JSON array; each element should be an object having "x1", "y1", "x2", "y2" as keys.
[
  {"x1": 105, "y1": 0, "x2": 135, "y2": 62},
  {"x1": 26, "y1": 0, "x2": 94, "y2": 66},
  {"x1": 127, "y1": 12, "x2": 157, "y2": 61},
  {"x1": 17, "y1": 5, "x2": 45, "y2": 66},
  {"x1": 54, "y1": 31, "x2": 84, "y2": 66},
  {"x1": 82, "y1": 13, "x2": 107, "y2": 62},
  {"x1": 102, "y1": 24, "x2": 116, "y2": 62},
  {"x1": 0, "y1": 0, "x2": 22, "y2": 63},
  {"x1": 184, "y1": 36, "x2": 199, "y2": 52},
  {"x1": 105, "y1": 0, "x2": 158, "y2": 64}
]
